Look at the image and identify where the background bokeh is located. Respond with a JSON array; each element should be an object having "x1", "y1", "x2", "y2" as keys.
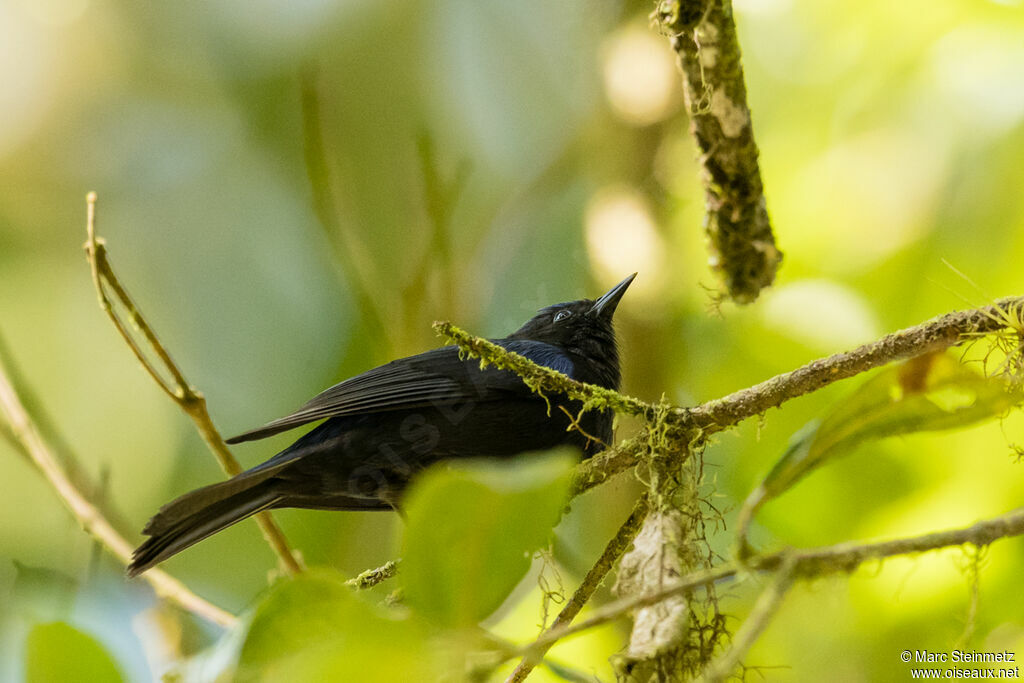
[{"x1": 2, "y1": 0, "x2": 1024, "y2": 679}]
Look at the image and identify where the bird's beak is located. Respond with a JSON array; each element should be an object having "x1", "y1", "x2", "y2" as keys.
[{"x1": 589, "y1": 273, "x2": 637, "y2": 319}]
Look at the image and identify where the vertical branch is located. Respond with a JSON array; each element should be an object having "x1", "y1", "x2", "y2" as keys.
[
  {"x1": 656, "y1": 0, "x2": 781, "y2": 303},
  {"x1": 83, "y1": 193, "x2": 303, "y2": 576},
  {"x1": 508, "y1": 496, "x2": 650, "y2": 682},
  {"x1": 0, "y1": 348, "x2": 236, "y2": 628},
  {"x1": 614, "y1": 413, "x2": 726, "y2": 680},
  {"x1": 614, "y1": 509, "x2": 697, "y2": 679}
]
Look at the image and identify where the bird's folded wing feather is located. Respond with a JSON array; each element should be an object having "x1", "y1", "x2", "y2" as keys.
[{"x1": 225, "y1": 340, "x2": 574, "y2": 444}]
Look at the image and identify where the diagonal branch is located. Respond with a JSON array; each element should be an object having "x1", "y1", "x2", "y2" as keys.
[
  {"x1": 83, "y1": 192, "x2": 302, "y2": 576},
  {"x1": 0, "y1": 347, "x2": 236, "y2": 628},
  {"x1": 686, "y1": 297, "x2": 1024, "y2": 431},
  {"x1": 433, "y1": 321, "x2": 652, "y2": 419},
  {"x1": 507, "y1": 496, "x2": 650, "y2": 682},
  {"x1": 698, "y1": 556, "x2": 796, "y2": 683},
  {"x1": 570, "y1": 297, "x2": 1024, "y2": 491},
  {"x1": 510, "y1": 505, "x2": 1024, "y2": 657}
]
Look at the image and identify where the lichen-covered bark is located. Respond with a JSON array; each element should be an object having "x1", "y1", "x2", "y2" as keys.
[
  {"x1": 613, "y1": 511, "x2": 691, "y2": 678},
  {"x1": 656, "y1": 0, "x2": 781, "y2": 304},
  {"x1": 612, "y1": 470, "x2": 726, "y2": 680}
]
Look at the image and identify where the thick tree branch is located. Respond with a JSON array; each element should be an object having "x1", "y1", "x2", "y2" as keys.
[
  {"x1": 656, "y1": 0, "x2": 781, "y2": 303},
  {"x1": 0, "y1": 349, "x2": 236, "y2": 628},
  {"x1": 84, "y1": 193, "x2": 303, "y2": 577}
]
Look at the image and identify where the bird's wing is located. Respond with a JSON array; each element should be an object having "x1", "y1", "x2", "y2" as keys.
[{"x1": 225, "y1": 340, "x2": 574, "y2": 444}]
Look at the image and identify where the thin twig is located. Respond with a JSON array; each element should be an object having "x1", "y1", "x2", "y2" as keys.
[
  {"x1": 570, "y1": 436, "x2": 646, "y2": 497},
  {"x1": 83, "y1": 192, "x2": 302, "y2": 576},
  {"x1": 0, "y1": 350, "x2": 236, "y2": 627},
  {"x1": 508, "y1": 496, "x2": 650, "y2": 682},
  {"x1": 699, "y1": 557, "x2": 796, "y2": 683},
  {"x1": 507, "y1": 506, "x2": 1024, "y2": 657},
  {"x1": 345, "y1": 559, "x2": 400, "y2": 590}
]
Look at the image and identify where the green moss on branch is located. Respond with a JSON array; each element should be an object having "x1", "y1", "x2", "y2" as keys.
[{"x1": 433, "y1": 321, "x2": 652, "y2": 419}]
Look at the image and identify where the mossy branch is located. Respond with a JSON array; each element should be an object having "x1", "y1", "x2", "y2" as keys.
[
  {"x1": 572, "y1": 297, "x2": 1024, "y2": 490},
  {"x1": 684, "y1": 297, "x2": 1024, "y2": 432},
  {"x1": 84, "y1": 193, "x2": 303, "y2": 577},
  {"x1": 509, "y1": 505, "x2": 1024, "y2": 660},
  {"x1": 344, "y1": 559, "x2": 400, "y2": 590},
  {"x1": 432, "y1": 299, "x2": 1024, "y2": 678},
  {"x1": 433, "y1": 321, "x2": 652, "y2": 419},
  {"x1": 655, "y1": 0, "x2": 781, "y2": 303}
]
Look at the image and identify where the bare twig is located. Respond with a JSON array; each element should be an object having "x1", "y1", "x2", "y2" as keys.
[
  {"x1": 508, "y1": 496, "x2": 649, "y2": 682},
  {"x1": 509, "y1": 506, "x2": 1024, "y2": 657},
  {"x1": 83, "y1": 192, "x2": 302, "y2": 576},
  {"x1": 656, "y1": 0, "x2": 781, "y2": 303},
  {"x1": 699, "y1": 557, "x2": 796, "y2": 683},
  {"x1": 0, "y1": 350, "x2": 236, "y2": 627}
]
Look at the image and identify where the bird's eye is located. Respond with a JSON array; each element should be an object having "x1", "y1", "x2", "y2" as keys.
[{"x1": 554, "y1": 309, "x2": 572, "y2": 322}]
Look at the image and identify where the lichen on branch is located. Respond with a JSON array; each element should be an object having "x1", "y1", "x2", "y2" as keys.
[{"x1": 655, "y1": 0, "x2": 782, "y2": 304}]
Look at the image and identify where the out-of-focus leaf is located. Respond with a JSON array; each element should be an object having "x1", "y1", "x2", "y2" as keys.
[
  {"x1": 10, "y1": 562, "x2": 77, "y2": 622},
  {"x1": 401, "y1": 448, "x2": 575, "y2": 629},
  {"x1": 24, "y1": 621, "x2": 123, "y2": 683},
  {"x1": 743, "y1": 352, "x2": 1023, "y2": 521},
  {"x1": 169, "y1": 569, "x2": 432, "y2": 683}
]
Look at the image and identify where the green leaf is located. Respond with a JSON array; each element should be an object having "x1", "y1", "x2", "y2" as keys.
[
  {"x1": 171, "y1": 570, "x2": 432, "y2": 683},
  {"x1": 746, "y1": 352, "x2": 1023, "y2": 517},
  {"x1": 401, "y1": 448, "x2": 575, "y2": 629},
  {"x1": 24, "y1": 622, "x2": 123, "y2": 683}
]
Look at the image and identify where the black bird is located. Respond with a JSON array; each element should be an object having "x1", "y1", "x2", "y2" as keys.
[{"x1": 127, "y1": 274, "x2": 635, "y2": 576}]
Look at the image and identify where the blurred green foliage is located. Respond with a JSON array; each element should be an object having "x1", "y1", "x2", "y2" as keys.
[
  {"x1": 401, "y1": 450, "x2": 574, "y2": 630},
  {"x1": 2, "y1": 0, "x2": 1024, "y2": 680},
  {"x1": 743, "y1": 351, "x2": 1024, "y2": 536},
  {"x1": 24, "y1": 622, "x2": 123, "y2": 683}
]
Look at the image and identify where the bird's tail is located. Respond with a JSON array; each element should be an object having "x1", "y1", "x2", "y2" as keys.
[{"x1": 127, "y1": 472, "x2": 282, "y2": 577}]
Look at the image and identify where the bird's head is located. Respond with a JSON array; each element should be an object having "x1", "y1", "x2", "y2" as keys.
[{"x1": 508, "y1": 273, "x2": 636, "y2": 387}]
